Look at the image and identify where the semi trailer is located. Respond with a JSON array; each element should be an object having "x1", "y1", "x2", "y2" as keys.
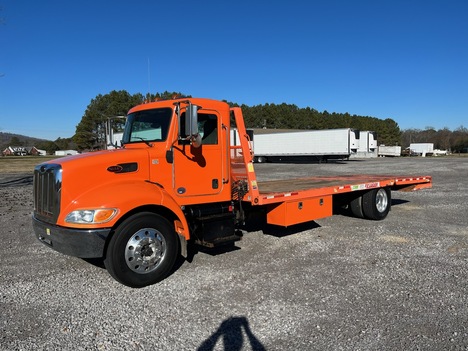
[
  {"x1": 251, "y1": 128, "x2": 359, "y2": 163},
  {"x1": 378, "y1": 145, "x2": 402, "y2": 157}
]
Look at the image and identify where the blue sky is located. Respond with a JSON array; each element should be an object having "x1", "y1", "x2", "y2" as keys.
[{"x1": 1, "y1": 0, "x2": 467, "y2": 141}]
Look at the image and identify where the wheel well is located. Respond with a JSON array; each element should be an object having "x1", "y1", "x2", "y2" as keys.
[
  {"x1": 104, "y1": 205, "x2": 183, "y2": 259},
  {"x1": 334, "y1": 191, "x2": 364, "y2": 208}
]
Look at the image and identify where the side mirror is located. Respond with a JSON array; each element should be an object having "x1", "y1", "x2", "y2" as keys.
[
  {"x1": 182, "y1": 103, "x2": 201, "y2": 148},
  {"x1": 186, "y1": 103, "x2": 199, "y2": 136}
]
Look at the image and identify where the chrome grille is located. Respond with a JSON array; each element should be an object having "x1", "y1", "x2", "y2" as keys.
[{"x1": 33, "y1": 163, "x2": 62, "y2": 223}]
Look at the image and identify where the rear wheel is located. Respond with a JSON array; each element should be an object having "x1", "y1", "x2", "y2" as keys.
[
  {"x1": 104, "y1": 212, "x2": 179, "y2": 288},
  {"x1": 350, "y1": 195, "x2": 365, "y2": 218},
  {"x1": 362, "y1": 188, "x2": 391, "y2": 220}
]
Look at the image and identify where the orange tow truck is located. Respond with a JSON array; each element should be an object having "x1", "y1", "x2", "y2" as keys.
[{"x1": 33, "y1": 98, "x2": 432, "y2": 287}]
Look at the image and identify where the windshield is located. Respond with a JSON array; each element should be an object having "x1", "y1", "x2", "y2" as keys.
[{"x1": 123, "y1": 108, "x2": 172, "y2": 144}]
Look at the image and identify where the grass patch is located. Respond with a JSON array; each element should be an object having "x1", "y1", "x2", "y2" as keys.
[{"x1": 0, "y1": 156, "x2": 59, "y2": 174}]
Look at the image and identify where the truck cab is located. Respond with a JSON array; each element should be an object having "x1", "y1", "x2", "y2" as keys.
[{"x1": 33, "y1": 98, "x2": 240, "y2": 287}]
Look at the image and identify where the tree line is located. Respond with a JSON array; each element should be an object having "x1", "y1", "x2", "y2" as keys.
[
  {"x1": 401, "y1": 127, "x2": 468, "y2": 153},
  {"x1": 5, "y1": 90, "x2": 467, "y2": 154},
  {"x1": 234, "y1": 103, "x2": 401, "y2": 146},
  {"x1": 72, "y1": 90, "x2": 405, "y2": 150}
]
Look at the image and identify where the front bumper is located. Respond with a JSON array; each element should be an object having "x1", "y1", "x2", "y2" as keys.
[{"x1": 32, "y1": 216, "x2": 111, "y2": 258}]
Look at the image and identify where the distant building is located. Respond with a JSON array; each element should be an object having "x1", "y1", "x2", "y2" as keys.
[
  {"x1": 54, "y1": 150, "x2": 79, "y2": 156},
  {"x1": 2, "y1": 146, "x2": 46, "y2": 156}
]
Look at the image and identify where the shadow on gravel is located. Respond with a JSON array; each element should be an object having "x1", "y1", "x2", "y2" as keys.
[
  {"x1": 0, "y1": 176, "x2": 33, "y2": 187},
  {"x1": 82, "y1": 257, "x2": 106, "y2": 269},
  {"x1": 185, "y1": 243, "x2": 240, "y2": 266},
  {"x1": 198, "y1": 316, "x2": 266, "y2": 351},
  {"x1": 391, "y1": 199, "x2": 410, "y2": 206},
  {"x1": 242, "y1": 210, "x2": 321, "y2": 237},
  {"x1": 262, "y1": 221, "x2": 321, "y2": 237}
]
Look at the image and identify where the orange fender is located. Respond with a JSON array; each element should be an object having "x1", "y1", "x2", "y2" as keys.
[{"x1": 58, "y1": 179, "x2": 191, "y2": 242}]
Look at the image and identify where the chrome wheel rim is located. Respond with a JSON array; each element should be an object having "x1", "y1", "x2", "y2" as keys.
[
  {"x1": 375, "y1": 189, "x2": 388, "y2": 213},
  {"x1": 125, "y1": 228, "x2": 166, "y2": 274}
]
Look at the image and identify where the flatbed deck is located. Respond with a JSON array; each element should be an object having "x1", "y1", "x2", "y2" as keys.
[
  {"x1": 258, "y1": 174, "x2": 432, "y2": 193},
  {"x1": 254, "y1": 174, "x2": 432, "y2": 205}
]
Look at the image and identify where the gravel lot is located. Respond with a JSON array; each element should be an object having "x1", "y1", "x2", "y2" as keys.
[{"x1": 1, "y1": 157, "x2": 467, "y2": 350}]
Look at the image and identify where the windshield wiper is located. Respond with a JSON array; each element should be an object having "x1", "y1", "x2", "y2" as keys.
[{"x1": 133, "y1": 137, "x2": 153, "y2": 147}]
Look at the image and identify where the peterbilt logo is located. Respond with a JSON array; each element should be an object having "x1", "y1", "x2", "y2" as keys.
[
  {"x1": 106, "y1": 162, "x2": 138, "y2": 174},
  {"x1": 107, "y1": 165, "x2": 124, "y2": 173}
]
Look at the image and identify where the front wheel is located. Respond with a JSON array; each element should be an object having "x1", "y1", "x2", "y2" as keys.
[
  {"x1": 104, "y1": 212, "x2": 179, "y2": 288},
  {"x1": 362, "y1": 188, "x2": 391, "y2": 220}
]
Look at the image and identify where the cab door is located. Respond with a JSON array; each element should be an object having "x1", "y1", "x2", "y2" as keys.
[{"x1": 172, "y1": 111, "x2": 225, "y2": 198}]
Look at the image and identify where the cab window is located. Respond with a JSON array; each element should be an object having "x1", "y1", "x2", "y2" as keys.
[{"x1": 123, "y1": 108, "x2": 172, "y2": 143}]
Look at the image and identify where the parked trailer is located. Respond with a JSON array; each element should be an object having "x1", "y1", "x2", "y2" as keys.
[
  {"x1": 378, "y1": 145, "x2": 402, "y2": 157},
  {"x1": 252, "y1": 128, "x2": 359, "y2": 163},
  {"x1": 410, "y1": 143, "x2": 434, "y2": 157},
  {"x1": 354, "y1": 131, "x2": 378, "y2": 158},
  {"x1": 107, "y1": 132, "x2": 124, "y2": 150},
  {"x1": 32, "y1": 98, "x2": 432, "y2": 288}
]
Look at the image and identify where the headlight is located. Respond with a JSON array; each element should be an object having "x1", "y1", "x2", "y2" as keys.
[{"x1": 65, "y1": 209, "x2": 118, "y2": 224}]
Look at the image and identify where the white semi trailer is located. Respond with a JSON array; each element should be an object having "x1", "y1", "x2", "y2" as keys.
[
  {"x1": 251, "y1": 128, "x2": 359, "y2": 163},
  {"x1": 410, "y1": 143, "x2": 434, "y2": 157},
  {"x1": 378, "y1": 145, "x2": 402, "y2": 157}
]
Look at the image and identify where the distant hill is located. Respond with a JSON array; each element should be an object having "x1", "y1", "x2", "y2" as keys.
[{"x1": 0, "y1": 132, "x2": 50, "y2": 150}]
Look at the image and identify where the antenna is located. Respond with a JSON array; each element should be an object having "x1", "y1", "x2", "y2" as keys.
[{"x1": 147, "y1": 58, "x2": 151, "y2": 100}]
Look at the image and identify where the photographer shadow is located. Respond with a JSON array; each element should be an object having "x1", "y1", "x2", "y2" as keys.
[{"x1": 198, "y1": 316, "x2": 266, "y2": 351}]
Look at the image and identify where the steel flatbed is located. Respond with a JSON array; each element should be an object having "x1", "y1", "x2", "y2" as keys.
[{"x1": 256, "y1": 174, "x2": 432, "y2": 204}]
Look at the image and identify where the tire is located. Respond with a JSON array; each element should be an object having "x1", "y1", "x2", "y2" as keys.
[
  {"x1": 350, "y1": 195, "x2": 365, "y2": 218},
  {"x1": 104, "y1": 212, "x2": 179, "y2": 288},
  {"x1": 362, "y1": 188, "x2": 391, "y2": 220}
]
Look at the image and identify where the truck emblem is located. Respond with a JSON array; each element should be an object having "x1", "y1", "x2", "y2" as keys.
[
  {"x1": 107, "y1": 165, "x2": 123, "y2": 173},
  {"x1": 107, "y1": 163, "x2": 138, "y2": 174}
]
